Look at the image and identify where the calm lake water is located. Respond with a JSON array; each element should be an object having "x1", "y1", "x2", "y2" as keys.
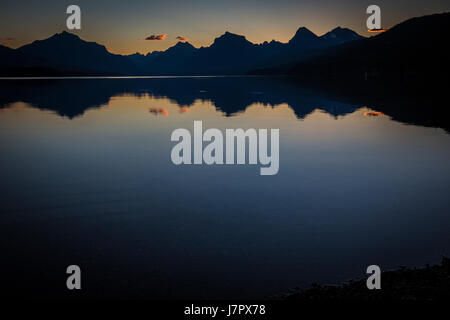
[{"x1": 1, "y1": 77, "x2": 450, "y2": 299}]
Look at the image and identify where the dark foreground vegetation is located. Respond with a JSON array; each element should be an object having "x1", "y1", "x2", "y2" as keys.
[{"x1": 287, "y1": 257, "x2": 450, "y2": 300}]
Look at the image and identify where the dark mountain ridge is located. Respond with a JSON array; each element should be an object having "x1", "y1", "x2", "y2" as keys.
[
  {"x1": 0, "y1": 25, "x2": 364, "y2": 76},
  {"x1": 2, "y1": 12, "x2": 447, "y2": 79},
  {"x1": 255, "y1": 12, "x2": 450, "y2": 82},
  {"x1": 16, "y1": 31, "x2": 139, "y2": 74}
]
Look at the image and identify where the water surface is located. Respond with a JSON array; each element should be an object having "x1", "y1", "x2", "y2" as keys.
[{"x1": 1, "y1": 77, "x2": 449, "y2": 299}]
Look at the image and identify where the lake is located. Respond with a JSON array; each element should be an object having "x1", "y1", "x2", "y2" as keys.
[{"x1": 1, "y1": 76, "x2": 449, "y2": 299}]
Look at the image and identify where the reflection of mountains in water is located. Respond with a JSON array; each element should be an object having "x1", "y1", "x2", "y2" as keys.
[
  {"x1": 0, "y1": 77, "x2": 448, "y2": 132},
  {"x1": 0, "y1": 77, "x2": 358, "y2": 118}
]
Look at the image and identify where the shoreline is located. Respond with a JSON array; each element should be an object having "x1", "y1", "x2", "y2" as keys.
[{"x1": 285, "y1": 257, "x2": 450, "y2": 300}]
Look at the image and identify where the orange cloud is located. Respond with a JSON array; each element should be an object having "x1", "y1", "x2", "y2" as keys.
[
  {"x1": 176, "y1": 36, "x2": 188, "y2": 42},
  {"x1": 149, "y1": 107, "x2": 169, "y2": 116},
  {"x1": 367, "y1": 28, "x2": 388, "y2": 33},
  {"x1": 145, "y1": 34, "x2": 167, "y2": 40},
  {"x1": 364, "y1": 111, "x2": 384, "y2": 117},
  {"x1": 179, "y1": 106, "x2": 190, "y2": 113}
]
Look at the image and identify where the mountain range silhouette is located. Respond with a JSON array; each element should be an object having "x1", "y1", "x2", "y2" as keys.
[
  {"x1": 254, "y1": 12, "x2": 450, "y2": 81},
  {"x1": 0, "y1": 24, "x2": 364, "y2": 76},
  {"x1": 2, "y1": 12, "x2": 449, "y2": 78}
]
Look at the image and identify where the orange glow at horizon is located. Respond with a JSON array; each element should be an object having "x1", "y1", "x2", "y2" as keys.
[{"x1": 367, "y1": 28, "x2": 388, "y2": 33}]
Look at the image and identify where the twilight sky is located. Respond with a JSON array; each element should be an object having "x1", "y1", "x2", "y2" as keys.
[{"x1": 1, "y1": 0, "x2": 449, "y2": 54}]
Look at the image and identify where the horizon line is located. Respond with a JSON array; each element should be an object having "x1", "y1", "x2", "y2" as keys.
[{"x1": 2, "y1": 25, "x2": 368, "y2": 56}]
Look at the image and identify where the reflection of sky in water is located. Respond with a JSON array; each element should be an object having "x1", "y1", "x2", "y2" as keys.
[{"x1": 1, "y1": 88, "x2": 450, "y2": 299}]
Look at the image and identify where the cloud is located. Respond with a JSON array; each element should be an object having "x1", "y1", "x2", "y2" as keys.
[
  {"x1": 176, "y1": 36, "x2": 188, "y2": 42},
  {"x1": 367, "y1": 28, "x2": 388, "y2": 33},
  {"x1": 178, "y1": 106, "x2": 190, "y2": 113},
  {"x1": 145, "y1": 34, "x2": 167, "y2": 41},
  {"x1": 364, "y1": 111, "x2": 384, "y2": 117},
  {"x1": 148, "y1": 107, "x2": 169, "y2": 116}
]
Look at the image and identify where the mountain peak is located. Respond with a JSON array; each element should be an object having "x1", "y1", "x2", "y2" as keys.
[
  {"x1": 288, "y1": 27, "x2": 319, "y2": 47},
  {"x1": 290, "y1": 27, "x2": 317, "y2": 40},
  {"x1": 320, "y1": 27, "x2": 363, "y2": 42},
  {"x1": 219, "y1": 31, "x2": 247, "y2": 40},
  {"x1": 294, "y1": 27, "x2": 316, "y2": 36},
  {"x1": 52, "y1": 31, "x2": 81, "y2": 40},
  {"x1": 174, "y1": 41, "x2": 195, "y2": 49},
  {"x1": 164, "y1": 41, "x2": 197, "y2": 56},
  {"x1": 329, "y1": 26, "x2": 357, "y2": 34},
  {"x1": 211, "y1": 31, "x2": 252, "y2": 48}
]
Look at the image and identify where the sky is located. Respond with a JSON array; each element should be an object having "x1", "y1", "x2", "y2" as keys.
[{"x1": 1, "y1": 0, "x2": 449, "y2": 54}]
